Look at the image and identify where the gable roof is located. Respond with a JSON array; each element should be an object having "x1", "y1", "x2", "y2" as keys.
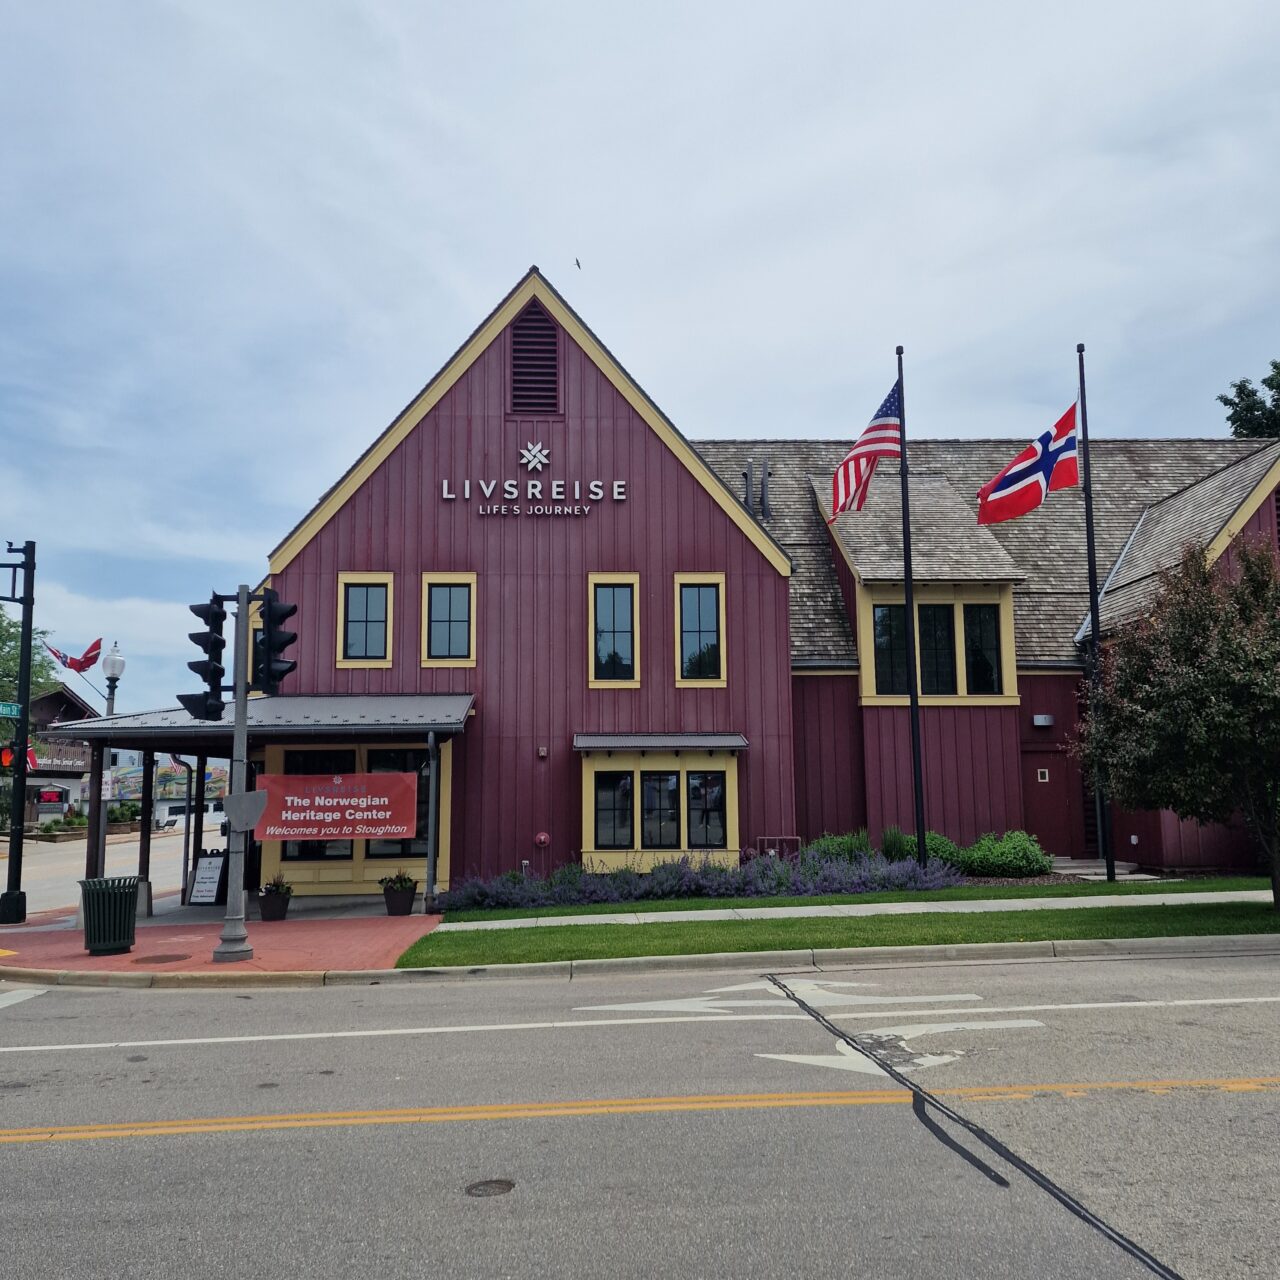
[
  {"x1": 268, "y1": 267, "x2": 791, "y2": 578},
  {"x1": 1094, "y1": 440, "x2": 1280, "y2": 632},
  {"x1": 695, "y1": 437, "x2": 1273, "y2": 667},
  {"x1": 814, "y1": 474, "x2": 1023, "y2": 583}
]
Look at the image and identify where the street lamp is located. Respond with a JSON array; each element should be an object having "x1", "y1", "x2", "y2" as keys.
[{"x1": 96, "y1": 642, "x2": 125, "y2": 876}]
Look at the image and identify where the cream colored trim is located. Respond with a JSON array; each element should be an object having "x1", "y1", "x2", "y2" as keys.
[
  {"x1": 588, "y1": 572, "x2": 641, "y2": 689},
  {"x1": 268, "y1": 273, "x2": 791, "y2": 578},
  {"x1": 421, "y1": 572, "x2": 478, "y2": 669},
  {"x1": 257, "y1": 739, "x2": 452, "y2": 896},
  {"x1": 579, "y1": 750, "x2": 740, "y2": 865},
  {"x1": 336, "y1": 572, "x2": 394, "y2": 670},
  {"x1": 1204, "y1": 452, "x2": 1280, "y2": 563},
  {"x1": 674, "y1": 572, "x2": 728, "y2": 689},
  {"x1": 856, "y1": 580, "x2": 1020, "y2": 706}
]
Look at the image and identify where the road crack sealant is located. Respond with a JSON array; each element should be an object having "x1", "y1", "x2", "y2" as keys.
[{"x1": 765, "y1": 973, "x2": 1186, "y2": 1280}]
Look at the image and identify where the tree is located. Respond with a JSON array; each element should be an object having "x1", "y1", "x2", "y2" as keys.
[
  {"x1": 0, "y1": 609, "x2": 60, "y2": 733},
  {"x1": 1218, "y1": 359, "x2": 1280, "y2": 439},
  {"x1": 1077, "y1": 542, "x2": 1280, "y2": 907}
]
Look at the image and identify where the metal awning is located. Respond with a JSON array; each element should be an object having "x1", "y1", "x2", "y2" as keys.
[
  {"x1": 573, "y1": 732, "x2": 748, "y2": 753},
  {"x1": 44, "y1": 694, "x2": 475, "y2": 755}
]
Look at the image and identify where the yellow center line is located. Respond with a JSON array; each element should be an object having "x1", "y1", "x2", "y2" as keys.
[{"x1": 3, "y1": 1076, "x2": 1278, "y2": 1145}]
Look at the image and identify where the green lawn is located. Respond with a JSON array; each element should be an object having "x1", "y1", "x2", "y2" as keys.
[
  {"x1": 441, "y1": 876, "x2": 1268, "y2": 923},
  {"x1": 398, "y1": 901, "x2": 1279, "y2": 968}
]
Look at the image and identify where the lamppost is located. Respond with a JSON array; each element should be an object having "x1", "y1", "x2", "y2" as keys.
[{"x1": 95, "y1": 642, "x2": 125, "y2": 877}]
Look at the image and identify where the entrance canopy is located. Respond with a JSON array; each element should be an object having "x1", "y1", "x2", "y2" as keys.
[
  {"x1": 45, "y1": 694, "x2": 475, "y2": 755},
  {"x1": 573, "y1": 732, "x2": 748, "y2": 753}
]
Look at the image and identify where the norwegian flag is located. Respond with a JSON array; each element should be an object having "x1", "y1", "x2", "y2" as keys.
[
  {"x1": 829, "y1": 381, "x2": 903, "y2": 520},
  {"x1": 977, "y1": 405, "x2": 1080, "y2": 525},
  {"x1": 44, "y1": 637, "x2": 102, "y2": 673}
]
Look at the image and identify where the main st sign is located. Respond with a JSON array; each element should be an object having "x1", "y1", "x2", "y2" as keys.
[{"x1": 440, "y1": 442, "x2": 627, "y2": 519}]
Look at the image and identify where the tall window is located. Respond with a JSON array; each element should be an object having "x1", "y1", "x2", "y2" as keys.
[
  {"x1": 594, "y1": 772, "x2": 633, "y2": 850},
  {"x1": 873, "y1": 604, "x2": 909, "y2": 695},
  {"x1": 964, "y1": 603, "x2": 1003, "y2": 695},
  {"x1": 427, "y1": 583, "x2": 471, "y2": 660},
  {"x1": 366, "y1": 748, "x2": 430, "y2": 859},
  {"x1": 641, "y1": 772, "x2": 680, "y2": 849},
  {"x1": 918, "y1": 604, "x2": 957, "y2": 696},
  {"x1": 680, "y1": 583, "x2": 721, "y2": 680},
  {"x1": 343, "y1": 584, "x2": 387, "y2": 661},
  {"x1": 594, "y1": 583, "x2": 635, "y2": 681},
  {"x1": 281, "y1": 749, "x2": 355, "y2": 861},
  {"x1": 687, "y1": 772, "x2": 727, "y2": 849}
]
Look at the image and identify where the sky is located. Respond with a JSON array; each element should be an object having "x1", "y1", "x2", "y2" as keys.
[{"x1": 2, "y1": 1, "x2": 1278, "y2": 714}]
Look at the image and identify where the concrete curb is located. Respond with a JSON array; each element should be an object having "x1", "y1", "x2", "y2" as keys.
[{"x1": 2, "y1": 932, "x2": 1278, "y2": 989}]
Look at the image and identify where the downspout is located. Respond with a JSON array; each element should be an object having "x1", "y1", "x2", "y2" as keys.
[{"x1": 424, "y1": 731, "x2": 441, "y2": 912}]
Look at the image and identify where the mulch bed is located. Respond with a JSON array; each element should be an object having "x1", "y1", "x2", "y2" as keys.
[{"x1": 965, "y1": 873, "x2": 1091, "y2": 886}]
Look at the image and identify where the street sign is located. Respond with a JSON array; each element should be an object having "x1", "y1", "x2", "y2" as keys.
[
  {"x1": 0, "y1": 701, "x2": 21, "y2": 719},
  {"x1": 222, "y1": 789, "x2": 268, "y2": 833}
]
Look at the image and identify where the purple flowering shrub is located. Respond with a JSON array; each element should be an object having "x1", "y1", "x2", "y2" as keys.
[{"x1": 439, "y1": 849, "x2": 962, "y2": 912}]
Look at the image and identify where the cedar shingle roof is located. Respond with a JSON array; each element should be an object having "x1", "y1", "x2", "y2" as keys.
[{"x1": 693, "y1": 438, "x2": 1276, "y2": 668}]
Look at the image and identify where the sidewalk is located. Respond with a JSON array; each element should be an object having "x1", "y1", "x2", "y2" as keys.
[
  {"x1": 0, "y1": 901, "x2": 439, "y2": 976},
  {"x1": 436, "y1": 889, "x2": 1274, "y2": 932}
]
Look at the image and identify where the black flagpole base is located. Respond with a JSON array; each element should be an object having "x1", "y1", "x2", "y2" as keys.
[{"x1": 0, "y1": 890, "x2": 27, "y2": 925}]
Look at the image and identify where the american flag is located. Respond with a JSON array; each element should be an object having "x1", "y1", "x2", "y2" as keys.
[{"x1": 830, "y1": 382, "x2": 903, "y2": 520}]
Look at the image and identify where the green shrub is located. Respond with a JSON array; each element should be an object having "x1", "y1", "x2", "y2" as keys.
[
  {"x1": 40, "y1": 819, "x2": 63, "y2": 832},
  {"x1": 879, "y1": 825, "x2": 916, "y2": 861},
  {"x1": 924, "y1": 831, "x2": 961, "y2": 865},
  {"x1": 804, "y1": 829, "x2": 871, "y2": 860},
  {"x1": 947, "y1": 830, "x2": 1051, "y2": 877}
]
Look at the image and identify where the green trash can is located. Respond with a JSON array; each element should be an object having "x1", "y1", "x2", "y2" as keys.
[{"x1": 79, "y1": 876, "x2": 139, "y2": 956}]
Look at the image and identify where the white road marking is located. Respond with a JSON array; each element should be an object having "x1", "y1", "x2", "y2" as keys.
[
  {"x1": 0, "y1": 1011, "x2": 810, "y2": 1056},
  {"x1": 578, "y1": 978, "x2": 982, "y2": 1015},
  {"x1": 758, "y1": 1041, "x2": 891, "y2": 1078},
  {"x1": 861, "y1": 1019, "x2": 1044, "y2": 1041},
  {"x1": 827, "y1": 995, "x2": 1280, "y2": 1022},
  {"x1": 0, "y1": 988, "x2": 45, "y2": 1011}
]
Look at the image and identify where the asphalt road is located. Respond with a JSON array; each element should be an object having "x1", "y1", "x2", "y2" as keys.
[{"x1": 1, "y1": 951, "x2": 1277, "y2": 1278}]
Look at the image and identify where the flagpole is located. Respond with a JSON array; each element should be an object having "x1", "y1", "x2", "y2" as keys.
[
  {"x1": 1077, "y1": 343, "x2": 1114, "y2": 882},
  {"x1": 897, "y1": 346, "x2": 929, "y2": 866}
]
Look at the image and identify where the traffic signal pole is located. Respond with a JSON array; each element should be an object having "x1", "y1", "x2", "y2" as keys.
[
  {"x1": 212, "y1": 584, "x2": 253, "y2": 963},
  {"x1": 1, "y1": 540, "x2": 36, "y2": 924}
]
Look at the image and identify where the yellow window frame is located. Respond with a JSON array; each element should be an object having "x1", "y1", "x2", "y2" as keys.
[
  {"x1": 421, "y1": 571, "x2": 478, "y2": 669},
  {"x1": 588, "y1": 572, "x2": 641, "y2": 689},
  {"x1": 674, "y1": 572, "x2": 727, "y2": 689},
  {"x1": 336, "y1": 571, "x2": 394, "y2": 670}
]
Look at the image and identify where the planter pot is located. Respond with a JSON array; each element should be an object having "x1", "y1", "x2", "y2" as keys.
[
  {"x1": 106, "y1": 822, "x2": 132, "y2": 835},
  {"x1": 258, "y1": 893, "x2": 290, "y2": 922},
  {"x1": 383, "y1": 886, "x2": 417, "y2": 916},
  {"x1": 130, "y1": 821, "x2": 142, "y2": 832},
  {"x1": 36, "y1": 830, "x2": 83, "y2": 842}
]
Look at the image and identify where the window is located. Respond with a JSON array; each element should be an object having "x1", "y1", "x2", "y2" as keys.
[
  {"x1": 873, "y1": 604, "x2": 909, "y2": 695},
  {"x1": 366, "y1": 748, "x2": 431, "y2": 859},
  {"x1": 421, "y1": 573, "x2": 477, "y2": 667},
  {"x1": 594, "y1": 772, "x2": 633, "y2": 850},
  {"x1": 337, "y1": 572, "x2": 393, "y2": 668},
  {"x1": 964, "y1": 603, "x2": 1003, "y2": 695},
  {"x1": 641, "y1": 771, "x2": 680, "y2": 849},
  {"x1": 344, "y1": 584, "x2": 388, "y2": 659},
  {"x1": 594, "y1": 583, "x2": 635, "y2": 681},
  {"x1": 918, "y1": 604, "x2": 957, "y2": 696},
  {"x1": 281, "y1": 749, "x2": 355, "y2": 861},
  {"x1": 676, "y1": 574, "x2": 726, "y2": 685},
  {"x1": 687, "y1": 772, "x2": 727, "y2": 849}
]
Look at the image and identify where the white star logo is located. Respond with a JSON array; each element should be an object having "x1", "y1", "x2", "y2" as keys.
[{"x1": 519, "y1": 441, "x2": 550, "y2": 472}]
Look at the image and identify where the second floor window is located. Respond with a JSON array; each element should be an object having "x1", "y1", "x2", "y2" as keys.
[
  {"x1": 918, "y1": 604, "x2": 957, "y2": 695},
  {"x1": 679, "y1": 583, "x2": 722, "y2": 681},
  {"x1": 594, "y1": 583, "x2": 635, "y2": 681},
  {"x1": 344, "y1": 583, "x2": 388, "y2": 661},
  {"x1": 873, "y1": 604, "x2": 909, "y2": 695},
  {"x1": 427, "y1": 583, "x2": 472, "y2": 661},
  {"x1": 964, "y1": 603, "x2": 1003, "y2": 695}
]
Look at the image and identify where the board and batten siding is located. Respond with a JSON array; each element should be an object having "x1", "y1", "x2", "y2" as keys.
[
  {"x1": 271, "y1": 319, "x2": 796, "y2": 881},
  {"x1": 791, "y1": 673, "x2": 866, "y2": 841}
]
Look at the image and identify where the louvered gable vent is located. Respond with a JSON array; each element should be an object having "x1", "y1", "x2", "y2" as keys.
[{"x1": 511, "y1": 301, "x2": 559, "y2": 414}]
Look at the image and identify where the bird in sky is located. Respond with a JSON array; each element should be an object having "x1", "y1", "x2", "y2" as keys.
[{"x1": 575, "y1": 258, "x2": 581, "y2": 269}]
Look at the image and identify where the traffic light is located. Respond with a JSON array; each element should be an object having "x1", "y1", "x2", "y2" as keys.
[
  {"x1": 177, "y1": 594, "x2": 226, "y2": 720},
  {"x1": 0, "y1": 741, "x2": 15, "y2": 772},
  {"x1": 253, "y1": 588, "x2": 297, "y2": 695}
]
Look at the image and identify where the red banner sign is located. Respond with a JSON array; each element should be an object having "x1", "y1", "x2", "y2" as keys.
[{"x1": 253, "y1": 773, "x2": 418, "y2": 841}]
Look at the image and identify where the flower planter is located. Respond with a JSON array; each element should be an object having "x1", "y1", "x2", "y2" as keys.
[
  {"x1": 106, "y1": 822, "x2": 133, "y2": 835},
  {"x1": 258, "y1": 893, "x2": 290, "y2": 922},
  {"x1": 130, "y1": 821, "x2": 142, "y2": 833},
  {"x1": 383, "y1": 886, "x2": 417, "y2": 916},
  {"x1": 35, "y1": 830, "x2": 83, "y2": 843}
]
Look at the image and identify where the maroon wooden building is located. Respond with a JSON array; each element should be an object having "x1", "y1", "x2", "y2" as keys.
[{"x1": 60, "y1": 269, "x2": 1280, "y2": 893}]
